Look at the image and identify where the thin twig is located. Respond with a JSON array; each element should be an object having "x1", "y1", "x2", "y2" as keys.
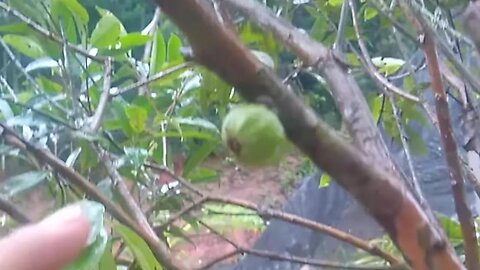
[
  {"x1": 111, "y1": 62, "x2": 192, "y2": 97},
  {"x1": 89, "y1": 58, "x2": 113, "y2": 131},
  {"x1": 198, "y1": 220, "x2": 405, "y2": 270}
]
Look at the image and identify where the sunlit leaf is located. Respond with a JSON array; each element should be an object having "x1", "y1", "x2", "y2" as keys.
[
  {"x1": 90, "y1": 13, "x2": 121, "y2": 48},
  {"x1": 319, "y1": 173, "x2": 331, "y2": 188},
  {"x1": 117, "y1": 32, "x2": 151, "y2": 50},
  {"x1": 167, "y1": 33, "x2": 183, "y2": 63},
  {"x1": 363, "y1": 7, "x2": 378, "y2": 21},
  {"x1": 125, "y1": 105, "x2": 148, "y2": 134},
  {"x1": 371, "y1": 57, "x2": 405, "y2": 75},
  {"x1": 150, "y1": 29, "x2": 166, "y2": 75},
  {"x1": 2, "y1": 35, "x2": 45, "y2": 58}
]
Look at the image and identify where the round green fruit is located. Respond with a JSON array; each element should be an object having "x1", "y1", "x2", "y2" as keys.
[{"x1": 221, "y1": 104, "x2": 290, "y2": 167}]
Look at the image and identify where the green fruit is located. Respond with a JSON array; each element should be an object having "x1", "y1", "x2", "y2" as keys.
[{"x1": 221, "y1": 104, "x2": 290, "y2": 167}]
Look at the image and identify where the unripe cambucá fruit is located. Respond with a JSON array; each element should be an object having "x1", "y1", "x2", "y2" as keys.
[{"x1": 221, "y1": 104, "x2": 290, "y2": 167}]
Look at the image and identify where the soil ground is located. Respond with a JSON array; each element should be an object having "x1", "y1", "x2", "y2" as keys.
[{"x1": 170, "y1": 153, "x2": 306, "y2": 268}]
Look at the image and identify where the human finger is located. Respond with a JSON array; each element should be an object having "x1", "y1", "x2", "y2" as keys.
[{"x1": 0, "y1": 204, "x2": 91, "y2": 270}]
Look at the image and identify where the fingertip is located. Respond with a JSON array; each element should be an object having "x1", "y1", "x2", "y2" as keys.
[{"x1": 0, "y1": 204, "x2": 91, "y2": 270}]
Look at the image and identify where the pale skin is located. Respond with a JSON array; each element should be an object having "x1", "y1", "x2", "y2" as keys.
[{"x1": 0, "y1": 204, "x2": 90, "y2": 270}]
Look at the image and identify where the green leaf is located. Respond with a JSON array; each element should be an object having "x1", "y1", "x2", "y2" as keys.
[
  {"x1": 319, "y1": 173, "x2": 331, "y2": 188},
  {"x1": 97, "y1": 241, "x2": 116, "y2": 270},
  {"x1": 0, "y1": 23, "x2": 31, "y2": 34},
  {"x1": 2, "y1": 35, "x2": 45, "y2": 58},
  {"x1": 36, "y1": 76, "x2": 63, "y2": 93},
  {"x1": 151, "y1": 131, "x2": 216, "y2": 140},
  {"x1": 0, "y1": 171, "x2": 50, "y2": 198},
  {"x1": 125, "y1": 105, "x2": 148, "y2": 134},
  {"x1": 51, "y1": 0, "x2": 89, "y2": 42},
  {"x1": 405, "y1": 125, "x2": 428, "y2": 156},
  {"x1": 150, "y1": 29, "x2": 166, "y2": 75},
  {"x1": 167, "y1": 33, "x2": 183, "y2": 63},
  {"x1": 437, "y1": 213, "x2": 463, "y2": 245},
  {"x1": 368, "y1": 94, "x2": 384, "y2": 123},
  {"x1": 363, "y1": 7, "x2": 378, "y2": 21},
  {"x1": 171, "y1": 117, "x2": 219, "y2": 133},
  {"x1": 310, "y1": 17, "x2": 329, "y2": 41},
  {"x1": 327, "y1": 0, "x2": 344, "y2": 7},
  {"x1": 345, "y1": 53, "x2": 361, "y2": 67},
  {"x1": 113, "y1": 223, "x2": 162, "y2": 270},
  {"x1": 371, "y1": 57, "x2": 405, "y2": 75},
  {"x1": 7, "y1": 1, "x2": 46, "y2": 26},
  {"x1": 90, "y1": 13, "x2": 121, "y2": 48},
  {"x1": 53, "y1": 0, "x2": 89, "y2": 26},
  {"x1": 65, "y1": 200, "x2": 108, "y2": 270},
  {"x1": 117, "y1": 32, "x2": 151, "y2": 50}
]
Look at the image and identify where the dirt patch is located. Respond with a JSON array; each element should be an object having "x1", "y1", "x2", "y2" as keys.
[{"x1": 170, "y1": 154, "x2": 305, "y2": 268}]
